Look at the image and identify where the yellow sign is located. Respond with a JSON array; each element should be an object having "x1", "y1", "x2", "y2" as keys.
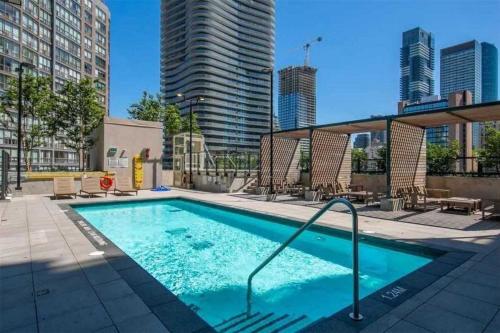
[{"x1": 133, "y1": 155, "x2": 144, "y2": 189}]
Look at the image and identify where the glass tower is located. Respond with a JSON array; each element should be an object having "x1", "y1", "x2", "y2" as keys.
[
  {"x1": 160, "y1": 0, "x2": 275, "y2": 168},
  {"x1": 400, "y1": 27, "x2": 435, "y2": 102},
  {"x1": 481, "y1": 42, "x2": 498, "y2": 103}
]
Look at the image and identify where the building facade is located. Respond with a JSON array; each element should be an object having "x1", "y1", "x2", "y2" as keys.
[
  {"x1": 353, "y1": 133, "x2": 369, "y2": 149},
  {"x1": 400, "y1": 27, "x2": 435, "y2": 102},
  {"x1": 481, "y1": 42, "x2": 498, "y2": 103},
  {"x1": 278, "y1": 65, "x2": 317, "y2": 131},
  {"x1": 0, "y1": 0, "x2": 110, "y2": 171},
  {"x1": 160, "y1": 0, "x2": 275, "y2": 168}
]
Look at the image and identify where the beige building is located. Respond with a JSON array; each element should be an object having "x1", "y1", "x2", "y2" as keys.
[{"x1": 91, "y1": 117, "x2": 163, "y2": 189}]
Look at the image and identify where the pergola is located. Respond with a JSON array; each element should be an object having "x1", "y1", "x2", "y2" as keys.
[{"x1": 260, "y1": 101, "x2": 500, "y2": 198}]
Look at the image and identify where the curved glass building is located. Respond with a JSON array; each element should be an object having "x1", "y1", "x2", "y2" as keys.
[{"x1": 160, "y1": 0, "x2": 275, "y2": 165}]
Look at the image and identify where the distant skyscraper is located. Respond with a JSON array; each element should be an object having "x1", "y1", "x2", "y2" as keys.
[
  {"x1": 353, "y1": 133, "x2": 370, "y2": 149},
  {"x1": 278, "y1": 66, "x2": 317, "y2": 130},
  {"x1": 481, "y1": 42, "x2": 498, "y2": 103},
  {"x1": 160, "y1": 0, "x2": 275, "y2": 167},
  {"x1": 400, "y1": 27, "x2": 435, "y2": 102},
  {"x1": 369, "y1": 115, "x2": 386, "y2": 145},
  {"x1": 440, "y1": 40, "x2": 482, "y2": 147}
]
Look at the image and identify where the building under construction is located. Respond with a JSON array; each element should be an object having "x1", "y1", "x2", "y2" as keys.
[{"x1": 278, "y1": 66, "x2": 318, "y2": 152}]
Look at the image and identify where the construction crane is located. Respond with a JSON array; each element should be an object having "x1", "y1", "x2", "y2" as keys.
[{"x1": 303, "y1": 36, "x2": 322, "y2": 66}]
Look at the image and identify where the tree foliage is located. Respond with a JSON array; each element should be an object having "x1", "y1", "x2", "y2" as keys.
[
  {"x1": 0, "y1": 74, "x2": 57, "y2": 171},
  {"x1": 56, "y1": 78, "x2": 104, "y2": 171},
  {"x1": 375, "y1": 144, "x2": 387, "y2": 171},
  {"x1": 427, "y1": 140, "x2": 460, "y2": 174},
  {"x1": 478, "y1": 126, "x2": 500, "y2": 172},
  {"x1": 128, "y1": 91, "x2": 201, "y2": 136},
  {"x1": 352, "y1": 148, "x2": 367, "y2": 171}
]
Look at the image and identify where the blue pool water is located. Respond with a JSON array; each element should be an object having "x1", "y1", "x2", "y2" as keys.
[{"x1": 74, "y1": 199, "x2": 432, "y2": 327}]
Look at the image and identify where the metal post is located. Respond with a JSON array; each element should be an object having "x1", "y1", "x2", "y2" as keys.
[
  {"x1": 197, "y1": 152, "x2": 200, "y2": 175},
  {"x1": 247, "y1": 152, "x2": 251, "y2": 177},
  {"x1": 269, "y1": 70, "x2": 274, "y2": 195},
  {"x1": 309, "y1": 128, "x2": 313, "y2": 188},
  {"x1": 386, "y1": 117, "x2": 392, "y2": 198},
  {"x1": 15, "y1": 66, "x2": 23, "y2": 191},
  {"x1": 223, "y1": 151, "x2": 227, "y2": 176},
  {"x1": 189, "y1": 100, "x2": 193, "y2": 187}
]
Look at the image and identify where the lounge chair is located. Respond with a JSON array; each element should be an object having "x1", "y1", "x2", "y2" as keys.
[
  {"x1": 410, "y1": 186, "x2": 442, "y2": 211},
  {"x1": 53, "y1": 177, "x2": 77, "y2": 199},
  {"x1": 114, "y1": 176, "x2": 138, "y2": 196},
  {"x1": 80, "y1": 177, "x2": 108, "y2": 198}
]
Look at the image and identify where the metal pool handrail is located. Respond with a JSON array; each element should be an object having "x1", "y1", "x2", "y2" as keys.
[{"x1": 245, "y1": 198, "x2": 363, "y2": 321}]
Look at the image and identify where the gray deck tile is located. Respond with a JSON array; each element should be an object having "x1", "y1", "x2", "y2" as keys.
[
  {"x1": 406, "y1": 303, "x2": 486, "y2": 333},
  {"x1": 36, "y1": 286, "x2": 101, "y2": 320},
  {"x1": 0, "y1": 302, "x2": 37, "y2": 332},
  {"x1": 0, "y1": 283, "x2": 34, "y2": 311},
  {"x1": 80, "y1": 260, "x2": 121, "y2": 285},
  {"x1": 93, "y1": 279, "x2": 135, "y2": 301},
  {"x1": 427, "y1": 290, "x2": 498, "y2": 323},
  {"x1": 0, "y1": 272, "x2": 32, "y2": 292},
  {"x1": 385, "y1": 320, "x2": 432, "y2": 333},
  {"x1": 484, "y1": 310, "x2": 500, "y2": 333},
  {"x1": 115, "y1": 313, "x2": 168, "y2": 333},
  {"x1": 102, "y1": 293, "x2": 151, "y2": 324},
  {"x1": 445, "y1": 280, "x2": 500, "y2": 306},
  {"x1": 152, "y1": 301, "x2": 210, "y2": 333},
  {"x1": 38, "y1": 304, "x2": 112, "y2": 333}
]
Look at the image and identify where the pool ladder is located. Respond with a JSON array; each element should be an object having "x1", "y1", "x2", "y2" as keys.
[{"x1": 245, "y1": 198, "x2": 364, "y2": 322}]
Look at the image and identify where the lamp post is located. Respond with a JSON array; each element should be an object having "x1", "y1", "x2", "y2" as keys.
[
  {"x1": 176, "y1": 93, "x2": 204, "y2": 188},
  {"x1": 14, "y1": 62, "x2": 36, "y2": 191},
  {"x1": 261, "y1": 67, "x2": 274, "y2": 197}
]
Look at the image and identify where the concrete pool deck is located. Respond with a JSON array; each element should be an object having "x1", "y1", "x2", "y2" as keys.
[{"x1": 1, "y1": 189, "x2": 499, "y2": 333}]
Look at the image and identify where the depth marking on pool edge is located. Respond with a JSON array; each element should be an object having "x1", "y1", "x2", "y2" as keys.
[
  {"x1": 380, "y1": 286, "x2": 407, "y2": 300},
  {"x1": 77, "y1": 220, "x2": 107, "y2": 246}
]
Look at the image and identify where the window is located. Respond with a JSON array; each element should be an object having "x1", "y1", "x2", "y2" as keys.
[
  {"x1": 38, "y1": 56, "x2": 51, "y2": 72},
  {"x1": 40, "y1": 40, "x2": 51, "y2": 57},
  {"x1": 0, "y1": 2, "x2": 20, "y2": 23},
  {"x1": 85, "y1": 24, "x2": 92, "y2": 35},
  {"x1": 22, "y1": 31, "x2": 38, "y2": 51},
  {"x1": 95, "y1": 44, "x2": 105, "y2": 56},
  {"x1": 22, "y1": 48, "x2": 38, "y2": 66},
  {"x1": 84, "y1": 10, "x2": 92, "y2": 24},
  {"x1": 84, "y1": 36, "x2": 92, "y2": 50},
  {"x1": 58, "y1": 0, "x2": 80, "y2": 16},
  {"x1": 0, "y1": 55, "x2": 19, "y2": 73},
  {"x1": 95, "y1": 68, "x2": 106, "y2": 81},
  {"x1": 55, "y1": 48, "x2": 80, "y2": 70},
  {"x1": 95, "y1": 80, "x2": 105, "y2": 91},
  {"x1": 96, "y1": 7, "x2": 106, "y2": 22},
  {"x1": 56, "y1": 4, "x2": 80, "y2": 29},
  {"x1": 0, "y1": 18, "x2": 20, "y2": 41},
  {"x1": 24, "y1": 0, "x2": 38, "y2": 19},
  {"x1": 96, "y1": 32, "x2": 106, "y2": 46},
  {"x1": 22, "y1": 14, "x2": 38, "y2": 34},
  {"x1": 84, "y1": 50, "x2": 92, "y2": 61},
  {"x1": 84, "y1": 0, "x2": 92, "y2": 10},
  {"x1": 55, "y1": 19, "x2": 80, "y2": 43},
  {"x1": 55, "y1": 63, "x2": 80, "y2": 82},
  {"x1": 39, "y1": 24, "x2": 51, "y2": 40},
  {"x1": 95, "y1": 20, "x2": 106, "y2": 34},
  {"x1": 55, "y1": 34, "x2": 80, "y2": 57},
  {"x1": 39, "y1": 0, "x2": 52, "y2": 11},
  {"x1": 0, "y1": 36, "x2": 19, "y2": 57},
  {"x1": 84, "y1": 62, "x2": 92, "y2": 75},
  {"x1": 95, "y1": 55, "x2": 105, "y2": 69},
  {"x1": 39, "y1": 10, "x2": 51, "y2": 26}
]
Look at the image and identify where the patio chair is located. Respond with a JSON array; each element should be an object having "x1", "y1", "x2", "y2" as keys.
[
  {"x1": 410, "y1": 186, "x2": 441, "y2": 211},
  {"x1": 80, "y1": 177, "x2": 107, "y2": 198},
  {"x1": 114, "y1": 176, "x2": 138, "y2": 196},
  {"x1": 53, "y1": 177, "x2": 77, "y2": 199}
]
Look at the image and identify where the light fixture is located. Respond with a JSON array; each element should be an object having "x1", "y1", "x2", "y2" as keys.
[{"x1": 176, "y1": 92, "x2": 183, "y2": 97}]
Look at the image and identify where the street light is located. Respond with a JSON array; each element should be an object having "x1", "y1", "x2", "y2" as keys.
[
  {"x1": 176, "y1": 93, "x2": 205, "y2": 188},
  {"x1": 14, "y1": 62, "x2": 36, "y2": 191},
  {"x1": 261, "y1": 67, "x2": 274, "y2": 197}
]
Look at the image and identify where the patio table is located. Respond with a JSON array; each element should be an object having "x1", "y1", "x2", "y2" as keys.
[{"x1": 440, "y1": 197, "x2": 482, "y2": 215}]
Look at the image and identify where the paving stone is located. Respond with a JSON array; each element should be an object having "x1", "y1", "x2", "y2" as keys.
[
  {"x1": 38, "y1": 304, "x2": 112, "y2": 333},
  {"x1": 2, "y1": 323, "x2": 38, "y2": 333},
  {"x1": 0, "y1": 272, "x2": 32, "y2": 292},
  {"x1": 302, "y1": 317, "x2": 358, "y2": 333},
  {"x1": 406, "y1": 303, "x2": 486, "y2": 332},
  {"x1": 81, "y1": 261, "x2": 121, "y2": 285},
  {"x1": 93, "y1": 326, "x2": 119, "y2": 333},
  {"x1": 0, "y1": 283, "x2": 35, "y2": 311},
  {"x1": 131, "y1": 280, "x2": 177, "y2": 307},
  {"x1": 459, "y1": 269, "x2": 499, "y2": 289},
  {"x1": 385, "y1": 320, "x2": 431, "y2": 333},
  {"x1": 36, "y1": 286, "x2": 101, "y2": 320},
  {"x1": 0, "y1": 302, "x2": 37, "y2": 332},
  {"x1": 115, "y1": 313, "x2": 168, "y2": 333},
  {"x1": 484, "y1": 311, "x2": 500, "y2": 333},
  {"x1": 445, "y1": 280, "x2": 500, "y2": 306},
  {"x1": 152, "y1": 300, "x2": 210, "y2": 333},
  {"x1": 428, "y1": 290, "x2": 498, "y2": 323},
  {"x1": 94, "y1": 279, "x2": 134, "y2": 301},
  {"x1": 33, "y1": 270, "x2": 88, "y2": 296},
  {"x1": 118, "y1": 266, "x2": 155, "y2": 286},
  {"x1": 102, "y1": 293, "x2": 151, "y2": 324},
  {"x1": 359, "y1": 313, "x2": 401, "y2": 333}
]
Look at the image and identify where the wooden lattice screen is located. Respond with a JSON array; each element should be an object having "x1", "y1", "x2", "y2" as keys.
[
  {"x1": 389, "y1": 121, "x2": 426, "y2": 197},
  {"x1": 311, "y1": 130, "x2": 351, "y2": 189},
  {"x1": 259, "y1": 135, "x2": 301, "y2": 186}
]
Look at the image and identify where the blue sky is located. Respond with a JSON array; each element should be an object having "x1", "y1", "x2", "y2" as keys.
[{"x1": 108, "y1": 0, "x2": 500, "y2": 124}]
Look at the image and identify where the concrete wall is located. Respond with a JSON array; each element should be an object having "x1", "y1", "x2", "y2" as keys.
[
  {"x1": 352, "y1": 174, "x2": 500, "y2": 199},
  {"x1": 351, "y1": 174, "x2": 387, "y2": 193},
  {"x1": 90, "y1": 117, "x2": 163, "y2": 189}
]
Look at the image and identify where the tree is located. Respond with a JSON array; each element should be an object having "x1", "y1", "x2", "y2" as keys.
[
  {"x1": 352, "y1": 148, "x2": 368, "y2": 172},
  {"x1": 127, "y1": 91, "x2": 163, "y2": 122},
  {"x1": 181, "y1": 111, "x2": 201, "y2": 134},
  {"x1": 427, "y1": 140, "x2": 460, "y2": 174},
  {"x1": 478, "y1": 126, "x2": 500, "y2": 173},
  {"x1": 0, "y1": 74, "x2": 57, "y2": 171},
  {"x1": 376, "y1": 145, "x2": 387, "y2": 172},
  {"x1": 56, "y1": 78, "x2": 104, "y2": 171}
]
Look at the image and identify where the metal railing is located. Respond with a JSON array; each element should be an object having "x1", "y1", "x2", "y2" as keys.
[{"x1": 245, "y1": 198, "x2": 363, "y2": 321}]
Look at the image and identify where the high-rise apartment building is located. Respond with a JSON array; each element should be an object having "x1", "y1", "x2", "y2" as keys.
[
  {"x1": 278, "y1": 65, "x2": 317, "y2": 131},
  {"x1": 160, "y1": 0, "x2": 275, "y2": 168},
  {"x1": 0, "y1": 0, "x2": 110, "y2": 170},
  {"x1": 440, "y1": 40, "x2": 483, "y2": 147},
  {"x1": 400, "y1": 27, "x2": 435, "y2": 102},
  {"x1": 481, "y1": 42, "x2": 498, "y2": 103}
]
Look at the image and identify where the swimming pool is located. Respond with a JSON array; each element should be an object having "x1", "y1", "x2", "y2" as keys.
[{"x1": 74, "y1": 198, "x2": 433, "y2": 331}]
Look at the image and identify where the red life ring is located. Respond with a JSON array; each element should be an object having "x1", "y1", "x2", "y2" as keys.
[{"x1": 100, "y1": 176, "x2": 113, "y2": 190}]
